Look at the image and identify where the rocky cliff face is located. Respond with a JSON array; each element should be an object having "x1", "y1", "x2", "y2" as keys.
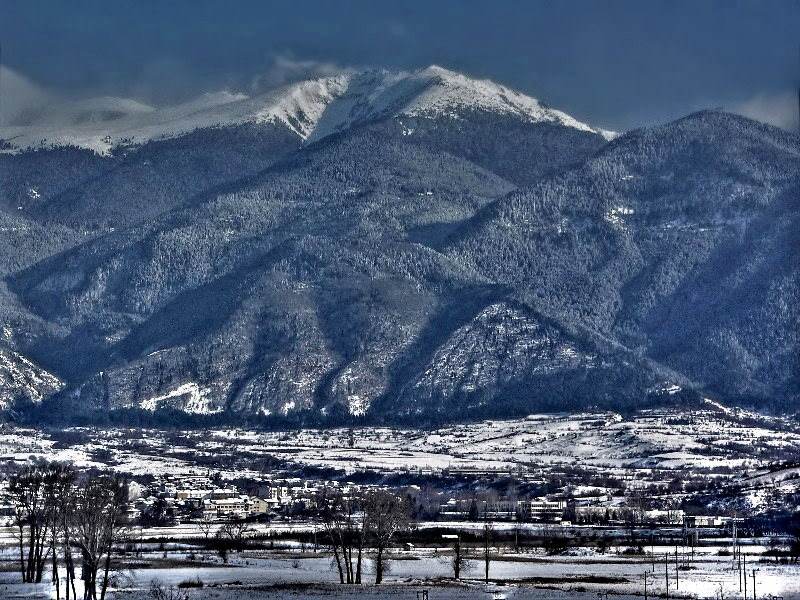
[{"x1": 0, "y1": 346, "x2": 62, "y2": 410}]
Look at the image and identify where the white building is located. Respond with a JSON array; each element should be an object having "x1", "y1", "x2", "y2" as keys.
[{"x1": 202, "y1": 495, "x2": 271, "y2": 521}]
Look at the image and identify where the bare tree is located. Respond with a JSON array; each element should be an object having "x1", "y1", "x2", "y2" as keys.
[
  {"x1": 363, "y1": 490, "x2": 410, "y2": 584},
  {"x1": 197, "y1": 519, "x2": 214, "y2": 540},
  {"x1": 218, "y1": 520, "x2": 252, "y2": 550},
  {"x1": 70, "y1": 473, "x2": 128, "y2": 600},
  {"x1": 442, "y1": 534, "x2": 466, "y2": 580},
  {"x1": 43, "y1": 463, "x2": 76, "y2": 600},
  {"x1": 10, "y1": 462, "x2": 55, "y2": 583},
  {"x1": 210, "y1": 520, "x2": 250, "y2": 564},
  {"x1": 315, "y1": 488, "x2": 365, "y2": 584}
]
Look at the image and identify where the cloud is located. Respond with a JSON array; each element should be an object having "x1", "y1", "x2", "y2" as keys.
[
  {"x1": 249, "y1": 54, "x2": 355, "y2": 93},
  {"x1": 730, "y1": 91, "x2": 799, "y2": 132},
  {"x1": 127, "y1": 58, "x2": 201, "y2": 106},
  {"x1": 0, "y1": 66, "x2": 52, "y2": 126}
]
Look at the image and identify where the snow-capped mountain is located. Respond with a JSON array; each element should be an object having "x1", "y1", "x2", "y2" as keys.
[
  {"x1": 0, "y1": 62, "x2": 795, "y2": 427},
  {"x1": 0, "y1": 66, "x2": 613, "y2": 154}
]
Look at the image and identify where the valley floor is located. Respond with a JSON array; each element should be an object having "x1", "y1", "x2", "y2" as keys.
[
  {"x1": 2, "y1": 405, "x2": 799, "y2": 500},
  {"x1": 1, "y1": 405, "x2": 799, "y2": 598},
  {"x1": 1, "y1": 543, "x2": 799, "y2": 599}
]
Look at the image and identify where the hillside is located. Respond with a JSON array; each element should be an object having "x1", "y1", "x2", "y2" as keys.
[
  {"x1": 0, "y1": 67, "x2": 796, "y2": 425},
  {"x1": 445, "y1": 112, "x2": 800, "y2": 405}
]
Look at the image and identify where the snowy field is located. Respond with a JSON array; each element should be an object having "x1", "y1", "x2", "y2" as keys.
[
  {"x1": 1, "y1": 404, "x2": 798, "y2": 488},
  {"x1": 2, "y1": 545, "x2": 799, "y2": 599}
]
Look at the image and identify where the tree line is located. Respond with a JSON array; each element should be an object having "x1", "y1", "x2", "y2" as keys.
[
  {"x1": 5, "y1": 460, "x2": 420, "y2": 593},
  {"x1": 8, "y1": 461, "x2": 128, "y2": 600}
]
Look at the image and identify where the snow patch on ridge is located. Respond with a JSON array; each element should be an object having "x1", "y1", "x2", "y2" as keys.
[
  {"x1": 140, "y1": 382, "x2": 220, "y2": 414},
  {"x1": 605, "y1": 205, "x2": 635, "y2": 228}
]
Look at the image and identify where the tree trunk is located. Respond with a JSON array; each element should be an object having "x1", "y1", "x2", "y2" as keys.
[
  {"x1": 345, "y1": 543, "x2": 353, "y2": 583},
  {"x1": 99, "y1": 547, "x2": 113, "y2": 600},
  {"x1": 17, "y1": 522, "x2": 26, "y2": 582},
  {"x1": 52, "y1": 534, "x2": 60, "y2": 600},
  {"x1": 454, "y1": 540, "x2": 461, "y2": 580},
  {"x1": 331, "y1": 540, "x2": 345, "y2": 584},
  {"x1": 35, "y1": 531, "x2": 50, "y2": 583},
  {"x1": 484, "y1": 532, "x2": 490, "y2": 582},
  {"x1": 82, "y1": 556, "x2": 96, "y2": 600},
  {"x1": 483, "y1": 518, "x2": 492, "y2": 583},
  {"x1": 355, "y1": 542, "x2": 362, "y2": 584},
  {"x1": 64, "y1": 540, "x2": 76, "y2": 600},
  {"x1": 375, "y1": 547, "x2": 384, "y2": 584},
  {"x1": 26, "y1": 522, "x2": 36, "y2": 583},
  {"x1": 34, "y1": 522, "x2": 46, "y2": 583}
]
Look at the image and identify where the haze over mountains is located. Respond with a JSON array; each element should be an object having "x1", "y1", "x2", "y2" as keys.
[{"x1": 0, "y1": 65, "x2": 797, "y2": 425}]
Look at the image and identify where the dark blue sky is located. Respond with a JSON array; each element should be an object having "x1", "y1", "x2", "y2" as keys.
[{"x1": 2, "y1": 0, "x2": 798, "y2": 130}]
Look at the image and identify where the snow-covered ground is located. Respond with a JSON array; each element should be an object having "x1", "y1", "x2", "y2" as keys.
[
  {"x1": 0, "y1": 406, "x2": 798, "y2": 511},
  {"x1": 2, "y1": 545, "x2": 798, "y2": 599},
  {"x1": 41, "y1": 408, "x2": 800, "y2": 471},
  {"x1": 2, "y1": 407, "x2": 799, "y2": 478}
]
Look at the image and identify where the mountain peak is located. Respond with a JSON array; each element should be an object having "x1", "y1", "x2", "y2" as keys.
[
  {"x1": 0, "y1": 66, "x2": 612, "y2": 154},
  {"x1": 387, "y1": 66, "x2": 614, "y2": 138}
]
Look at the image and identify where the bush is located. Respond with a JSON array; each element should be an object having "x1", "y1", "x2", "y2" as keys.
[{"x1": 149, "y1": 580, "x2": 187, "y2": 600}]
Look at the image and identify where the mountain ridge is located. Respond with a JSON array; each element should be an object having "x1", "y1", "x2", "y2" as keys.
[
  {"x1": 0, "y1": 65, "x2": 613, "y2": 155},
  {"x1": 0, "y1": 66, "x2": 795, "y2": 426}
]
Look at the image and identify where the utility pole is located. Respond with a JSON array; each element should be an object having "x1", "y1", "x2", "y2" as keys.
[
  {"x1": 738, "y1": 552, "x2": 743, "y2": 593},
  {"x1": 751, "y1": 569, "x2": 758, "y2": 600},
  {"x1": 643, "y1": 571, "x2": 648, "y2": 600},
  {"x1": 682, "y1": 521, "x2": 688, "y2": 568},
  {"x1": 743, "y1": 553, "x2": 747, "y2": 598},
  {"x1": 651, "y1": 533, "x2": 655, "y2": 572},
  {"x1": 674, "y1": 546, "x2": 679, "y2": 589},
  {"x1": 664, "y1": 552, "x2": 669, "y2": 600}
]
